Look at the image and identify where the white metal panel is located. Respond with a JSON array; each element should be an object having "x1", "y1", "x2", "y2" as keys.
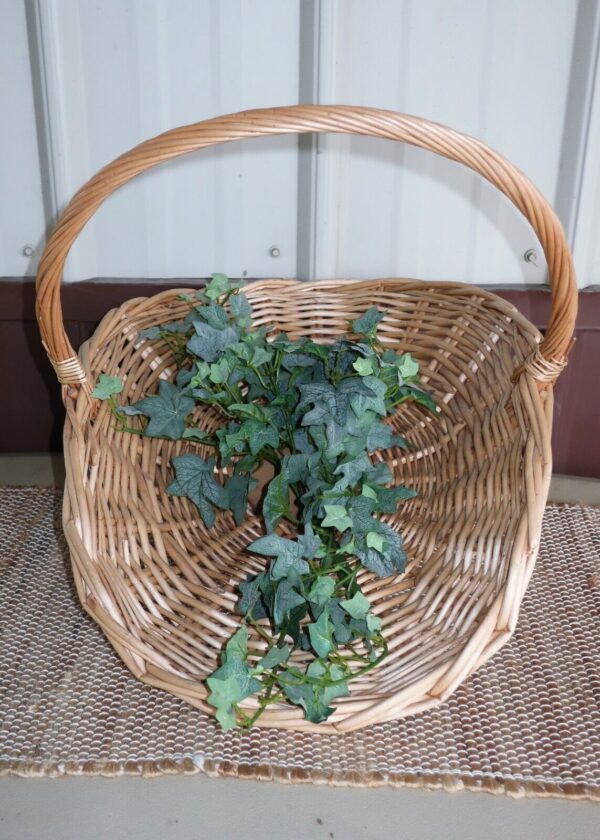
[
  {"x1": 571, "y1": 5, "x2": 600, "y2": 287},
  {"x1": 309, "y1": 0, "x2": 579, "y2": 285},
  {"x1": 0, "y1": 0, "x2": 46, "y2": 276},
  {"x1": 36, "y1": 0, "x2": 301, "y2": 281}
]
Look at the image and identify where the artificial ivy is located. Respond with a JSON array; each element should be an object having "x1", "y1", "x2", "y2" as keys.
[{"x1": 92, "y1": 274, "x2": 437, "y2": 729}]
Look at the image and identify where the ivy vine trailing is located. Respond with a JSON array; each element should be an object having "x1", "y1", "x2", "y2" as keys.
[{"x1": 92, "y1": 274, "x2": 437, "y2": 729}]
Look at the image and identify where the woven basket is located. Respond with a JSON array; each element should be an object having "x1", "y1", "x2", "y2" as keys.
[{"x1": 36, "y1": 106, "x2": 577, "y2": 733}]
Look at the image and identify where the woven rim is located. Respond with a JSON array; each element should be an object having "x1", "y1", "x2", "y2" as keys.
[
  {"x1": 35, "y1": 105, "x2": 577, "y2": 387},
  {"x1": 60, "y1": 277, "x2": 553, "y2": 732}
]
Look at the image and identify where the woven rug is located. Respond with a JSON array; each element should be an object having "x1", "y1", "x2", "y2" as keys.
[{"x1": 0, "y1": 488, "x2": 599, "y2": 799}]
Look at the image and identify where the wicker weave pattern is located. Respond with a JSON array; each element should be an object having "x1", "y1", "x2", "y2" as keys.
[
  {"x1": 36, "y1": 106, "x2": 576, "y2": 380},
  {"x1": 59, "y1": 278, "x2": 547, "y2": 731},
  {"x1": 34, "y1": 107, "x2": 577, "y2": 732}
]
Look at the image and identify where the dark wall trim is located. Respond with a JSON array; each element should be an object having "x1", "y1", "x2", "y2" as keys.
[{"x1": 2, "y1": 278, "x2": 599, "y2": 477}]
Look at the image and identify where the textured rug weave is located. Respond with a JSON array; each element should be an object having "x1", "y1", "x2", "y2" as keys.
[{"x1": 0, "y1": 487, "x2": 599, "y2": 799}]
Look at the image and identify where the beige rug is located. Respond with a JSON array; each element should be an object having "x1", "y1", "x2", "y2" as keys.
[{"x1": 0, "y1": 487, "x2": 599, "y2": 799}]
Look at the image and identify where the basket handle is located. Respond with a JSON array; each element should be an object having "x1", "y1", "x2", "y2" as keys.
[{"x1": 36, "y1": 105, "x2": 577, "y2": 388}]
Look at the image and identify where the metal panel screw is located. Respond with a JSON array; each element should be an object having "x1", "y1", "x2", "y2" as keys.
[
  {"x1": 22, "y1": 245, "x2": 35, "y2": 257},
  {"x1": 269, "y1": 246, "x2": 281, "y2": 258},
  {"x1": 523, "y1": 249, "x2": 538, "y2": 265}
]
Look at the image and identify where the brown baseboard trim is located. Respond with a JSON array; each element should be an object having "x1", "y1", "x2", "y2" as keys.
[{"x1": 1, "y1": 278, "x2": 598, "y2": 477}]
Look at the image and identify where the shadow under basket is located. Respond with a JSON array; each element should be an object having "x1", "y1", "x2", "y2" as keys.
[{"x1": 35, "y1": 106, "x2": 577, "y2": 732}]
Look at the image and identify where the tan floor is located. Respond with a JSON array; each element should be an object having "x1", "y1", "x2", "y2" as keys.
[{"x1": 0, "y1": 455, "x2": 599, "y2": 840}]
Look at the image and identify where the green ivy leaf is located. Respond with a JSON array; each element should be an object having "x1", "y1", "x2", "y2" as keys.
[
  {"x1": 262, "y1": 473, "x2": 290, "y2": 533},
  {"x1": 91, "y1": 373, "x2": 123, "y2": 400},
  {"x1": 206, "y1": 673, "x2": 241, "y2": 730},
  {"x1": 199, "y1": 302, "x2": 230, "y2": 330},
  {"x1": 209, "y1": 357, "x2": 231, "y2": 384},
  {"x1": 349, "y1": 377, "x2": 387, "y2": 418},
  {"x1": 350, "y1": 306, "x2": 385, "y2": 336},
  {"x1": 321, "y1": 504, "x2": 352, "y2": 532},
  {"x1": 120, "y1": 380, "x2": 193, "y2": 439},
  {"x1": 187, "y1": 321, "x2": 239, "y2": 362},
  {"x1": 273, "y1": 578, "x2": 306, "y2": 629},
  {"x1": 181, "y1": 427, "x2": 212, "y2": 442},
  {"x1": 366, "y1": 532, "x2": 386, "y2": 552},
  {"x1": 255, "y1": 644, "x2": 291, "y2": 672},
  {"x1": 226, "y1": 474, "x2": 254, "y2": 526},
  {"x1": 366, "y1": 612, "x2": 382, "y2": 635},
  {"x1": 204, "y1": 272, "x2": 231, "y2": 300},
  {"x1": 340, "y1": 591, "x2": 371, "y2": 620},
  {"x1": 167, "y1": 454, "x2": 229, "y2": 527},
  {"x1": 308, "y1": 608, "x2": 333, "y2": 657},
  {"x1": 238, "y1": 572, "x2": 268, "y2": 619},
  {"x1": 397, "y1": 353, "x2": 419, "y2": 379},
  {"x1": 352, "y1": 356, "x2": 375, "y2": 376},
  {"x1": 230, "y1": 291, "x2": 253, "y2": 326},
  {"x1": 271, "y1": 554, "x2": 310, "y2": 582},
  {"x1": 297, "y1": 522, "x2": 322, "y2": 559},
  {"x1": 307, "y1": 575, "x2": 336, "y2": 608},
  {"x1": 248, "y1": 534, "x2": 300, "y2": 558}
]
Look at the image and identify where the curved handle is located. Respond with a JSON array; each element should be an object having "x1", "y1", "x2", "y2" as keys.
[{"x1": 36, "y1": 104, "x2": 577, "y2": 386}]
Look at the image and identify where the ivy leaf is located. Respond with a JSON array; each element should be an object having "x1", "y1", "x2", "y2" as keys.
[
  {"x1": 167, "y1": 454, "x2": 229, "y2": 527},
  {"x1": 248, "y1": 534, "x2": 301, "y2": 559},
  {"x1": 297, "y1": 522, "x2": 322, "y2": 560},
  {"x1": 366, "y1": 532, "x2": 386, "y2": 552},
  {"x1": 358, "y1": 523, "x2": 407, "y2": 578},
  {"x1": 138, "y1": 326, "x2": 162, "y2": 341},
  {"x1": 350, "y1": 306, "x2": 385, "y2": 336},
  {"x1": 398, "y1": 384, "x2": 438, "y2": 414},
  {"x1": 224, "y1": 624, "x2": 250, "y2": 660},
  {"x1": 271, "y1": 554, "x2": 310, "y2": 581},
  {"x1": 262, "y1": 473, "x2": 290, "y2": 533},
  {"x1": 352, "y1": 356, "x2": 375, "y2": 376},
  {"x1": 206, "y1": 674, "x2": 241, "y2": 730},
  {"x1": 365, "y1": 484, "x2": 417, "y2": 513},
  {"x1": 199, "y1": 302, "x2": 230, "y2": 330},
  {"x1": 120, "y1": 380, "x2": 194, "y2": 439},
  {"x1": 340, "y1": 591, "x2": 371, "y2": 620},
  {"x1": 226, "y1": 474, "x2": 254, "y2": 525},
  {"x1": 187, "y1": 321, "x2": 239, "y2": 362},
  {"x1": 181, "y1": 427, "x2": 212, "y2": 442},
  {"x1": 278, "y1": 602, "x2": 309, "y2": 646},
  {"x1": 366, "y1": 612, "x2": 382, "y2": 635},
  {"x1": 350, "y1": 377, "x2": 387, "y2": 418},
  {"x1": 223, "y1": 420, "x2": 279, "y2": 458},
  {"x1": 366, "y1": 421, "x2": 409, "y2": 452},
  {"x1": 209, "y1": 357, "x2": 231, "y2": 384},
  {"x1": 230, "y1": 291, "x2": 253, "y2": 327},
  {"x1": 273, "y1": 578, "x2": 306, "y2": 629},
  {"x1": 397, "y1": 353, "x2": 419, "y2": 379},
  {"x1": 204, "y1": 272, "x2": 231, "y2": 300},
  {"x1": 307, "y1": 575, "x2": 336, "y2": 608},
  {"x1": 321, "y1": 504, "x2": 353, "y2": 533},
  {"x1": 251, "y1": 346, "x2": 273, "y2": 367},
  {"x1": 308, "y1": 608, "x2": 334, "y2": 657},
  {"x1": 255, "y1": 644, "x2": 291, "y2": 672},
  {"x1": 282, "y1": 681, "x2": 331, "y2": 723},
  {"x1": 333, "y1": 454, "x2": 372, "y2": 491},
  {"x1": 228, "y1": 403, "x2": 274, "y2": 423},
  {"x1": 91, "y1": 373, "x2": 123, "y2": 400},
  {"x1": 238, "y1": 572, "x2": 268, "y2": 619}
]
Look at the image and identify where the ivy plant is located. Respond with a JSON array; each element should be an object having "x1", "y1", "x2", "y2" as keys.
[{"x1": 92, "y1": 274, "x2": 437, "y2": 729}]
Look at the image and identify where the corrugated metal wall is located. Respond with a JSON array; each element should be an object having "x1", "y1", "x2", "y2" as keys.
[{"x1": 3, "y1": 0, "x2": 600, "y2": 286}]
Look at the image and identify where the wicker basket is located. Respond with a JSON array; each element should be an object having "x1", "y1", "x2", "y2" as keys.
[{"x1": 36, "y1": 106, "x2": 577, "y2": 733}]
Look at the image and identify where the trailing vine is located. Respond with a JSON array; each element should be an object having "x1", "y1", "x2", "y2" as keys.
[{"x1": 92, "y1": 274, "x2": 437, "y2": 728}]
